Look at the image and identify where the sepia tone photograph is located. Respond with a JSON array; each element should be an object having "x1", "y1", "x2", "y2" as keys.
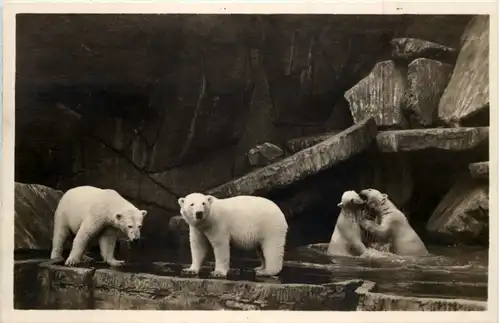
[{"x1": 4, "y1": 3, "x2": 496, "y2": 317}]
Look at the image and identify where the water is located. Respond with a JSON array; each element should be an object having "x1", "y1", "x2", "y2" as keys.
[{"x1": 15, "y1": 243, "x2": 488, "y2": 301}]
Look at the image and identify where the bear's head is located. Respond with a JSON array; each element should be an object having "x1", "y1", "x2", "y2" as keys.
[
  {"x1": 359, "y1": 188, "x2": 388, "y2": 210},
  {"x1": 178, "y1": 193, "x2": 215, "y2": 225},
  {"x1": 114, "y1": 208, "x2": 148, "y2": 241},
  {"x1": 337, "y1": 190, "x2": 365, "y2": 209}
]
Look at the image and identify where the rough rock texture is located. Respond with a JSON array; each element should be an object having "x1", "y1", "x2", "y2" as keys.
[
  {"x1": 355, "y1": 281, "x2": 487, "y2": 311},
  {"x1": 247, "y1": 142, "x2": 284, "y2": 167},
  {"x1": 469, "y1": 161, "x2": 489, "y2": 180},
  {"x1": 30, "y1": 262, "x2": 362, "y2": 310},
  {"x1": 390, "y1": 38, "x2": 458, "y2": 64},
  {"x1": 438, "y1": 16, "x2": 490, "y2": 126},
  {"x1": 286, "y1": 131, "x2": 341, "y2": 154},
  {"x1": 376, "y1": 127, "x2": 489, "y2": 152},
  {"x1": 14, "y1": 15, "x2": 474, "y2": 244},
  {"x1": 14, "y1": 259, "x2": 47, "y2": 309},
  {"x1": 426, "y1": 175, "x2": 489, "y2": 245},
  {"x1": 404, "y1": 58, "x2": 453, "y2": 127},
  {"x1": 345, "y1": 61, "x2": 408, "y2": 129},
  {"x1": 14, "y1": 183, "x2": 63, "y2": 250},
  {"x1": 208, "y1": 117, "x2": 377, "y2": 198}
]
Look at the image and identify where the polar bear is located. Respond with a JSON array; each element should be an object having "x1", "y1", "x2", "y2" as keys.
[
  {"x1": 358, "y1": 188, "x2": 428, "y2": 257},
  {"x1": 50, "y1": 186, "x2": 147, "y2": 267},
  {"x1": 178, "y1": 192, "x2": 288, "y2": 278},
  {"x1": 327, "y1": 190, "x2": 369, "y2": 257}
]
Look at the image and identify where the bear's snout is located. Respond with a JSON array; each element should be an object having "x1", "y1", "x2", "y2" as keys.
[{"x1": 195, "y1": 211, "x2": 204, "y2": 220}]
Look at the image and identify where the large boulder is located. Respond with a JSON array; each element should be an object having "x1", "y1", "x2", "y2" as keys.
[
  {"x1": 403, "y1": 58, "x2": 453, "y2": 127},
  {"x1": 14, "y1": 183, "x2": 63, "y2": 250},
  {"x1": 345, "y1": 61, "x2": 408, "y2": 129},
  {"x1": 438, "y1": 16, "x2": 489, "y2": 126},
  {"x1": 390, "y1": 38, "x2": 458, "y2": 64},
  {"x1": 246, "y1": 142, "x2": 284, "y2": 168},
  {"x1": 426, "y1": 175, "x2": 489, "y2": 245}
]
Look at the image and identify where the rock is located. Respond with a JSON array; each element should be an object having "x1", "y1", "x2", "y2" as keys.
[
  {"x1": 469, "y1": 161, "x2": 489, "y2": 180},
  {"x1": 426, "y1": 175, "x2": 489, "y2": 245},
  {"x1": 355, "y1": 281, "x2": 487, "y2": 311},
  {"x1": 14, "y1": 183, "x2": 64, "y2": 250},
  {"x1": 390, "y1": 38, "x2": 458, "y2": 64},
  {"x1": 150, "y1": 148, "x2": 235, "y2": 197},
  {"x1": 376, "y1": 127, "x2": 489, "y2": 152},
  {"x1": 345, "y1": 61, "x2": 408, "y2": 129},
  {"x1": 403, "y1": 58, "x2": 453, "y2": 127},
  {"x1": 14, "y1": 259, "x2": 47, "y2": 309},
  {"x1": 75, "y1": 136, "x2": 179, "y2": 212},
  {"x1": 208, "y1": 117, "x2": 378, "y2": 198},
  {"x1": 286, "y1": 131, "x2": 342, "y2": 154},
  {"x1": 167, "y1": 216, "x2": 190, "y2": 249},
  {"x1": 247, "y1": 142, "x2": 284, "y2": 167},
  {"x1": 438, "y1": 16, "x2": 489, "y2": 126}
]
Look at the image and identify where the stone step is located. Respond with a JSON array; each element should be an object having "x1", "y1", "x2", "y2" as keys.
[
  {"x1": 286, "y1": 126, "x2": 489, "y2": 154},
  {"x1": 207, "y1": 117, "x2": 377, "y2": 198},
  {"x1": 469, "y1": 161, "x2": 489, "y2": 180}
]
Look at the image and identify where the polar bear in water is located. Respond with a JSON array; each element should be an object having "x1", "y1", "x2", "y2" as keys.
[
  {"x1": 359, "y1": 188, "x2": 428, "y2": 257},
  {"x1": 327, "y1": 190, "x2": 369, "y2": 257}
]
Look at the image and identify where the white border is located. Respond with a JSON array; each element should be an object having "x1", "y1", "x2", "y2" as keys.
[{"x1": 1, "y1": 1, "x2": 498, "y2": 323}]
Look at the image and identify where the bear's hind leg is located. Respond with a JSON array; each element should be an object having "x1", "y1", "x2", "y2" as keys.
[
  {"x1": 257, "y1": 235, "x2": 285, "y2": 277},
  {"x1": 99, "y1": 228, "x2": 124, "y2": 267},
  {"x1": 50, "y1": 211, "x2": 70, "y2": 261},
  {"x1": 254, "y1": 245, "x2": 265, "y2": 271}
]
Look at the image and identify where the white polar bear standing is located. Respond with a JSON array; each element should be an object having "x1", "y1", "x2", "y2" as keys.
[
  {"x1": 327, "y1": 190, "x2": 368, "y2": 257},
  {"x1": 178, "y1": 192, "x2": 288, "y2": 278},
  {"x1": 359, "y1": 188, "x2": 429, "y2": 257},
  {"x1": 50, "y1": 186, "x2": 148, "y2": 267}
]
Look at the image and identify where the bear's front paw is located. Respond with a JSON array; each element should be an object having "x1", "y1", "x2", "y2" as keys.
[
  {"x1": 181, "y1": 267, "x2": 200, "y2": 276},
  {"x1": 209, "y1": 269, "x2": 228, "y2": 278},
  {"x1": 64, "y1": 256, "x2": 81, "y2": 267},
  {"x1": 360, "y1": 219, "x2": 373, "y2": 229},
  {"x1": 107, "y1": 259, "x2": 125, "y2": 267}
]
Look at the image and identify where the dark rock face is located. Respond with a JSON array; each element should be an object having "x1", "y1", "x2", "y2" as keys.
[
  {"x1": 345, "y1": 61, "x2": 408, "y2": 129},
  {"x1": 14, "y1": 183, "x2": 63, "y2": 250},
  {"x1": 426, "y1": 174, "x2": 489, "y2": 246},
  {"x1": 14, "y1": 14, "x2": 476, "y2": 244},
  {"x1": 403, "y1": 58, "x2": 453, "y2": 127},
  {"x1": 438, "y1": 16, "x2": 489, "y2": 127},
  {"x1": 390, "y1": 38, "x2": 458, "y2": 64}
]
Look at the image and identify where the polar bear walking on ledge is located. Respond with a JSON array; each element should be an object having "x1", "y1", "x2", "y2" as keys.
[
  {"x1": 178, "y1": 193, "x2": 288, "y2": 278},
  {"x1": 50, "y1": 186, "x2": 147, "y2": 267},
  {"x1": 358, "y1": 188, "x2": 428, "y2": 257}
]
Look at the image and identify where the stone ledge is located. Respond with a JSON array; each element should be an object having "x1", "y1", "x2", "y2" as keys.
[
  {"x1": 208, "y1": 117, "x2": 377, "y2": 198},
  {"x1": 286, "y1": 127, "x2": 489, "y2": 154},
  {"x1": 355, "y1": 281, "x2": 487, "y2": 311},
  {"x1": 375, "y1": 127, "x2": 489, "y2": 153},
  {"x1": 469, "y1": 161, "x2": 489, "y2": 180}
]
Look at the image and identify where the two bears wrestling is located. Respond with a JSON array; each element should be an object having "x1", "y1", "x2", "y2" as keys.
[{"x1": 49, "y1": 185, "x2": 427, "y2": 278}]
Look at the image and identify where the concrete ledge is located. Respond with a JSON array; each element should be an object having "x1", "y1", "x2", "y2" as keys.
[
  {"x1": 469, "y1": 161, "x2": 489, "y2": 180},
  {"x1": 355, "y1": 281, "x2": 487, "y2": 311},
  {"x1": 208, "y1": 117, "x2": 377, "y2": 198}
]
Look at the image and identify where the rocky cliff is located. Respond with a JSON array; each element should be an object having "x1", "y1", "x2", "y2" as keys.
[{"x1": 14, "y1": 14, "x2": 489, "y2": 250}]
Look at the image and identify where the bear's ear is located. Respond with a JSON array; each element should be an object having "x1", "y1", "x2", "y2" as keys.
[
  {"x1": 206, "y1": 195, "x2": 215, "y2": 204},
  {"x1": 178, "y1": 198, "x2": 185, "y2": 208},
  {"x1": 140, "y1": 210, "x2": 148, "y2": 217},
  {"x1": 115, "y1": 213, "x2": 123, "y2": 221},
  {"x1": 337, "y1": 202, "x2": 343, "y2": 207}
]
